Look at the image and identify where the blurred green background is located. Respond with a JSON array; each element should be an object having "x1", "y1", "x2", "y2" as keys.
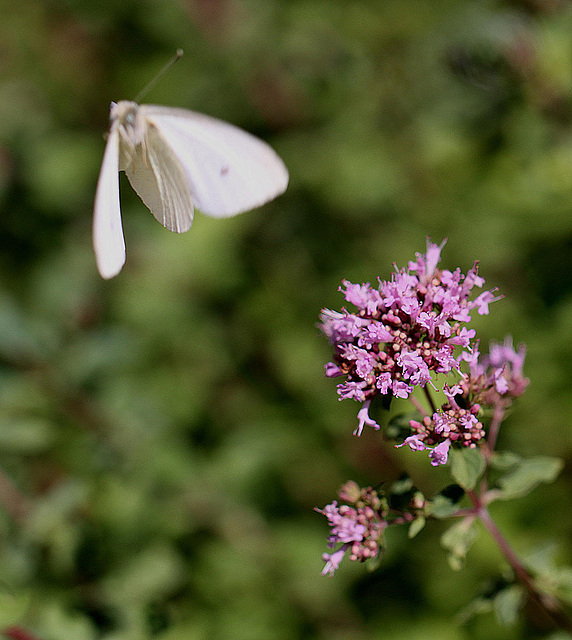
[{"x1": 0, "y1": 0, "x2": 572, "y2": 638}]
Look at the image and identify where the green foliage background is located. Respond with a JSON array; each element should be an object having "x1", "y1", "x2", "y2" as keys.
[{"x1": 1, "y1": 0, "x2": 572, "y2": 638}]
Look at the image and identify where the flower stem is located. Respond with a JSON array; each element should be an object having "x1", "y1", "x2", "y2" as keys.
[
  {"x1": 484, "y1": 399, "x2": 506, "y2": 460},
  {"x1": 408, "y1": 394, "x2": 429, "y2": 417},
  {"x1": 472, "y1": 496, "x2": 572, "y2": 632},
  {"x1": 422, "y1": 386, "x2": 437, "y2": 414}
]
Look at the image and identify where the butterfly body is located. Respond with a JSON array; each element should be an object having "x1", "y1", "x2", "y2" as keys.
[{"x1": 93, "y1": 100, "x2": 288, "y2": 279}]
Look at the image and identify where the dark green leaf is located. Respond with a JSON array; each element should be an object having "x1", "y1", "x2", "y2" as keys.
[
  {"x1": 386, "y1": 412, "x2": 417, "y2": 440},
  {"x1": 0, "y1": 589, "x2": 29, "y2": 627},
  {"x1": 427, "y1": 485, "x2": 465, "y2": 519},
  {"x1": 493, "y1": 585, "x2": 524, "y2": 626},
  {"x1": 494, "y1": 456, "x2": 564, "y2": 500},
  {"x1": 441, "y1": 518, "x2": 479, "y2": 570},
  {"x1": 450, "y1": 447, "x2": 486, "y2": 490},
  {"x1": 409, "y1": 515, "x2": 426, "y2": 538}
]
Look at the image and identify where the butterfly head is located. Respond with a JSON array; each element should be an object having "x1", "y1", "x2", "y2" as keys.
[{"x1": 111, "y1": 101, "x2": 147, "y2": 149}]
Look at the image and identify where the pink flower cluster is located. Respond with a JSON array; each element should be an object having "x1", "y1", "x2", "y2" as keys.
[
  {"x1": 320, "y1": 240, "x2": 501, "y2": 438},
  {"x1": 316, "y1": 483, "x2": 386, "y2": 576},
  {"x1": 399, "y1": 382, "x2": 485, "y2": 466},
  {"x1": 400, "y1": 338, "x2": 528, "y2": 465},
  {"x1": 465, "y1": 336, "x2": 529, "y2": 402}
]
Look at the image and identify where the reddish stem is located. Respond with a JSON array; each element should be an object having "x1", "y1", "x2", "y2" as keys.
[
  {"x1": 422, "y1": 386, "x2": 437, "y2": 414},
  {"x1": 468, "y1": 491, "x2": 572, "y2": 632},
  {"x1": 484, "y1": 399, "x2": 507, "y2": 460},
  {"x1": 408, "y1": 394, "x2": 429, "y2": 418}
]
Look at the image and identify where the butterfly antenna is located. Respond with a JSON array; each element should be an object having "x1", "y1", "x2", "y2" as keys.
[{"x1": 134, "y1": 49, "x2": 184, "y2": 103}]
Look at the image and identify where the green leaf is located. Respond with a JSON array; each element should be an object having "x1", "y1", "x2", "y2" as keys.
[
  {"x1": 523, "y1": 543, "x2": 572, "y2": 606},
  {"x1": 547, "y1": 566, "x2": 572, "y2": 606},
  {"x1": 456, "y1": 596, "x2": 493, "y2": 624},
  {"x1": 450, "y1": 447, "x2": 486, "y2": 490},
  {"x1": 0, "y1": 417, "x2": 54, "y2": 453},
  {"x1": 0, "y1": 588, "x2": 29, "y2": 627},
  {"x1": 390, "y1": 474, "x2": 414, "y2": 495},
  {"x1": 102, "y1": 545, "x2": 185, "y2": 606},
  {"x1": 494, "y1": 455, "x2": 564, "y2": 500},
  {"x1": 427, "y1": 485, "x2": 465, "y2": 519},
  {"x1": 493, "y1": 585, "x2": 524, "y2": 626},
  {"x1": 386, "y1": 412, "x2": 418, "y2": 440},
  {"x1": 408, "y1": 515, "x2": 426, "y2": 538},
  {"x1": 428, "y1": 495, "x2": 458, "y2": 519},
  {"x1": 489, "y1": 451, "x2": 521, "y2": 471},
  {"x1": 40, "y1": 601, "x2": 97, "y2": 640},
  {"x1": 366, "y1": 555, "x2": 383, "y2": 573},
  {"x1": 0, "y1": 293, "x2": 43, "y2": 362},
  {"x1": 388, "y1": 474, "x2": 417, "y2": 511},
  {"x1": 441, "y1": 518, "x2": 479, "y2": 570},
  {"x1": 26, "y1": 480, "x2": 88, "y2": 543}
]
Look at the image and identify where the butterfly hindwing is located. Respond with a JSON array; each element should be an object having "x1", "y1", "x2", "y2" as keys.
[
  {"x1": 93, "y1": 127, "x2": 126, "y2": 279},
  {"x1": 124, "y1": 121, "x2": 194, "y2": 233}
]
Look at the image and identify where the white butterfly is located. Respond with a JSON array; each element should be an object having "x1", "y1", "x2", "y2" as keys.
[{"x1": 93, "y1": 100, "x2": 289, "y2": 279}]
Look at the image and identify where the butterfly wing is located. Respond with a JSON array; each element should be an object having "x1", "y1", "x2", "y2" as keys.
[
  {"x1": 93, "y1": 127, "x2": 126, "y2": 279},
  {"x1": 139, "y1": 105, "x2": 289, "y2": 218},
  {"x1": 123, "y1": 120, "x2": 194, "y2": 233}
]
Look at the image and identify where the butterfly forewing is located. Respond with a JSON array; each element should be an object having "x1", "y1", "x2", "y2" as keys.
[{"x1": 140, "y1": 105, "x2": 289, "y2": 217}]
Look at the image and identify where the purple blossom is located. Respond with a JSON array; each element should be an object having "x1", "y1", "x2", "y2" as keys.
[
  {"x1": 424, "y1": 239, "x2": 446, "y2": 276},
  {"x1": 429, "y1": 439, "x2": 451, "y2": 466},
  {"x1": 317, "y1": 243, "x2": 532, "y2": 577},
  {"x1": 324, "y1": 504, "x2": 366, "y2": 544},
  {"x1": 462, "y1": 345, "x2": 483, "y2": 375},
  {"x1": 400, "y1": 295, "x2": 421, "y2": 320},
  {"x1": 408, "y1": 238, "x2": 446, "y2": 279},
  {"x1": 399, "y1": 376, "x2": 486, "y2": 466},
  {"x1": 452, "y1": 306, "x2": 472, "y2": 323},
  {"x1": 396, "y1": 435, "x2": 427, "y2": 451},
  {"x1": 418, "y1": 311, "x2": 452, "y2": 338},
  {"x1": 472, "y1": 291, "x2": 503, "y2": 315},
  {"x1": 358, "y1": 322, "x2": 393, "y2": 348},
  {"x1": 460, "y1": 413, "x2": 479, "y2": 430},
  {"x1": 433, "y1": 412, "x2": 456, "y2": 436},
  {"x1": 397, "y1": 334, "x2": 527, "y2": 467},
  {"x1": 443, "y1": 384, "x2": 463, "y2": 404},
  {"x1": 464, "y1": 264, "x2": 485, "y2": 290},
  {"x1": 325, "y1": 362, "x2": 343, "y2": 377},
  {"x1": 337, "y1": 380, "x2": 368, "y2": 402},
  {"x1": 488, "y1": 337, "x2": 526, "y2": 372},
  {"x1": 340, "y1": 280, "x2": 382, "y2": 315},
  {"x1": 440, "y1": 268, "x2": 463, "y2": 289},
  {"x1": 320, "y1": 310, "x2": 369, "y2": 343},
  {"x1": 338, "y1": 345, "x2": 377, "y2": 379},
  {"x1": 380, "y1": 273, "x2": 418, "y2": 309},
  {"x1": 376, "y1": 372, "x2": 392, "y2": 395},
  {"x1": 434, "y1": 346, "x2": 459, "y2": 373},
  {"x1": 392, "y1": 380, "x2": 413, "y2": 399},
  {"x1": 448, "y1": 327, "x2": 476, "y2": 347},
  {"x1": 355, "y1": 400, "x2": 381, "y2": 436},
  {"x1": 321, "y1": 547, "x2": 347, "y2": 577},
  {"x1": 492, "y1": 370, "x2": 509, "y2": 394},
  {"x1": 397, "y1": 349, "x2": 432, "y2": 386}
]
